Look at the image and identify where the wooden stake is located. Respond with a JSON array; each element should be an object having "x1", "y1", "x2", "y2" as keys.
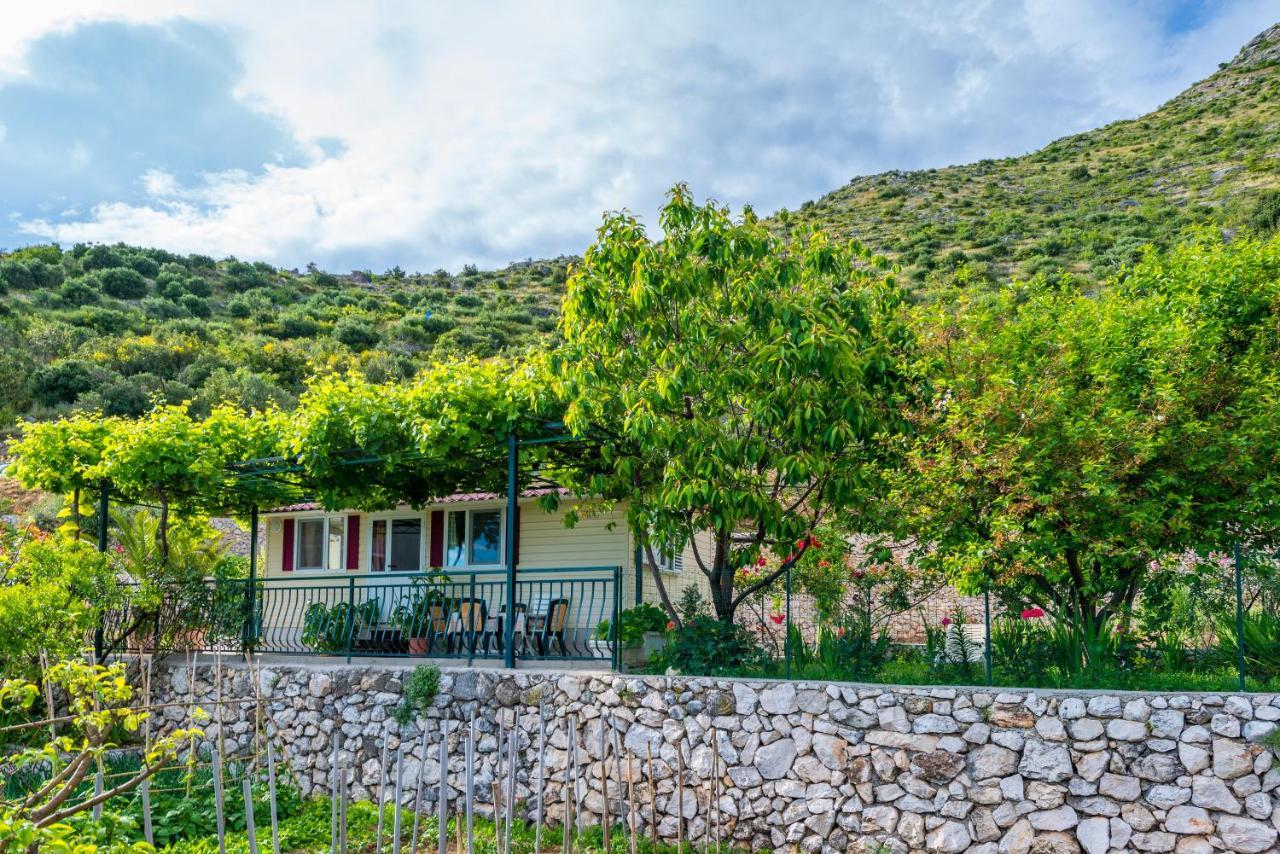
[
  {"x1": 711, "y1": 729, "x2": 720, "y2": 853},
  {"x1": 339, "y1": 773, "x2": 349, "y2": 854},
  {"x1": 564, "y1": 716, "x2": 575, "y2": 854},
  {"x1": 610, "y1": 720, "x2": 627, "y2": 854},
  {"x1": 375, "y1": 742, "x2": 389, "y2": 853},
  {"x1": 645, "y1": 743, "x2": 658, "y2": 851},
  {"x1": 243, "y1": 775, "x2": 260, "y2": 854},
  {"x1": 215, "y1": 651, "x2": 225, "y2": 763},
  {"x1": 466, "y1": 713, "x2": 475, "y2": 854},
  {"x1": 393, "y1": 745, "x2": 405, "y2": 853},
  {"x1": 212, "y1": 745, "x2": 227, "y2": 854},
  {"x1": 141, "y1": 655, "x2": 154, "y2": 846},
  {"x1": 410, "y1": 726, "x2": 430, "y2": 854},
  {"x1": 186, "y1": 651, "x2": 198, "y2": 797},
  {"x1": 599, "y1": 719, "x2": 611, "y2": 854},
  {"x1": 438, "y1": 725, "x2": 449, "y2": 854},
  {"x1": 626, "y1": 750, "x2": 637, "y2": 854},
  {"x1": 330, "y1": 730, "x2": 340, "y2": 851},
  {"x1": 675, "y1": 747, "x2": 684, "y2": 854},
  {"x1": 535, "y1": 706, "x2": 546, "y2": 854},
  {"x1": 505, "y1": 715, "x2": 517, "y2": 854},
  {"x1": 266, "y1": 735, "x2": 281, "y2": 854}
]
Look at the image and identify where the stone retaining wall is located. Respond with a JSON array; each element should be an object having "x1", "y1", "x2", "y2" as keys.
[{"x1": 150, "y1": 661, "x2": 1280, "y2": 853}]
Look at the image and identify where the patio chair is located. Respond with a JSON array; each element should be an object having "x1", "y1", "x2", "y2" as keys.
[
  {"x1": 445, "y1": 597, "x2": 488, "y2": 654},
  {"x1": 529, "y1": 597, "x2": 570, "y2": 657},
  {"x1": 479, "y1": 602, "x2": 528, "y2": 655}
]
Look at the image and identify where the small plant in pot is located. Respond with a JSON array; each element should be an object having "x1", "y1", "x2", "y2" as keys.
[
  {"x1": 391, "y1": 573, "x2": 450, "y2": 655},
  {"x1": 596, "y1": 602, "x2": 669, "y2": 667}
]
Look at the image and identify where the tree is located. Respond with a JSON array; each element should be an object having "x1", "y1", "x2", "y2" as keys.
[
  {"x1": 95, "y1": 267, "x2": 148, "y2": 299},
  {"x1": 554, "y1": 185, "x2": 910, "y2": 624},
  {"x1": 889, "y1": 234, "x2": 1280, "y2": 628}
]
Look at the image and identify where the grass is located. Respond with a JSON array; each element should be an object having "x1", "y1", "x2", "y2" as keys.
[{"x1": 166, "y1": 797, "x2": 751, "y2": 854}]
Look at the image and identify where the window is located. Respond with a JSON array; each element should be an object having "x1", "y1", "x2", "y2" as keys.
[
  {"x1": 371, "y1": 517, "x2": 423, "y2": 573},
  {"x1": 445, "y1": 508, "x2": 504, "y2": 567},
  {"x1": 296, "y1": 516, "x2": 345, "y2": 571},
  {"x1": 647, "y1": 528, "x2": 684, "y2": 573}
]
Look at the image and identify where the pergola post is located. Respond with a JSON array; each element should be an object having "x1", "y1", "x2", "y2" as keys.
[
  {"x1": 244, "y1": 506, "x2": 258, "y2": 653},
  {"x1": 93, "y1": 481, "x2": 110, "y2": 664},
  {"x1": 504, "y1": 430, "x2": 518, "y2": 669}
]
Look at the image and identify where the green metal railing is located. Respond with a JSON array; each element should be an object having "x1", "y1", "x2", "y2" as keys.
[{"x1": 102, "y1": 566, "x2": 622, "y2": 667}]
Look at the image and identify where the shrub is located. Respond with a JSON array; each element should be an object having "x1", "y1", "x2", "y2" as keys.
[
  {"x1": 31, "y1": 359, "x2": 96, "y2": 406},
  {"x1": 1214, "y1": 610, "x2": 1280, "y2": 679},
  {"x1": 96, "y1": 267, "x2": 148, "y2": 299},
  {"x1": 333, "y1": 317, "x2": 381, "y2": 350},
  {"x1": 58, "y1": 277, "x2": 99, "y2": 306},
  {"x1": 596, "y1": 603, "x2": 668, "y2": 645},
  {"x1": 393, "y1": 664, "x2": 442, "y2": 725}
]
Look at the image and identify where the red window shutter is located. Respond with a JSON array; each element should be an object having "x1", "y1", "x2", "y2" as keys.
[
  {"x1": 346, "y1": 514, "x2": 360, "y2": 570},
  {"x1": 429, "y1": 510, "x2": 444, "y2": 568},
  {"x1": 512, "y1": 506, "x2": 520, "y2": 566},
  {"x1": 281, "y1": 518, "x2": 295, "y2": 572}
]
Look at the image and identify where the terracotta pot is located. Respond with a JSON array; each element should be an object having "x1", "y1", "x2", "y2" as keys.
[{"x1": 408, "y1": 637, "x2": 430, "y2": 655}]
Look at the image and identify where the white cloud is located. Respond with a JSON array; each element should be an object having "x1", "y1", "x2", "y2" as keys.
[{"x1": 7, "y1": 1, "x2": 1280, "y2": 271}]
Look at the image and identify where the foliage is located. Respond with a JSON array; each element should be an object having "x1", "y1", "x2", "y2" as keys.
[
  {"x1": 886, "y1": 235, "x2": 1280, "y2": 626},
  {"x1": 0, "y1": 523, "x2": 124, "y2": 683},
  {"x1": 651, "y1": 591, "x2": 769, "y2": 676},
  {"x1": 388, "y1": 574, "x2": 451, "y2": 639},
  {"x1": 0, "y1": 660, "x2": 203, "y2": 850},
  {"x1": 596, "y1": 603, "x2": 669, "y2": 645},
  {"x1": 392, "y1": 664, "x2": 442, "y2": 725},
  {"x1": 555, "y1": 185, "x2": 911, "y2": 623},
  {"x1": 1214, "y1": 609, "x2": 1280, "y2": 679},
  {"x1": 301, "y1": 599, "x2": 380, "y2": 654}
]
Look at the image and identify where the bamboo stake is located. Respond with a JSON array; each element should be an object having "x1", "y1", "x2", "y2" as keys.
[
  {"x1": 495, "y1": 718, "x2": 505, "y2": 854},
  {"x1": 438, "y1": 724, "x2": 449, "y2": 854},
  {"x1": 375, "y1": 742, "x2": 389, "y2": 853},
  {"x1": 186, "y1": 651, "x2": 198, "y2": 797},
  {"x1": 215, "y1": 651, "x2": 225, "y2": 764},
  {"x1": 339, "y1": 773, "x2": 349, "y2": 854},
  {"x1": 330, "y1": 730, "x2": 340, "y2": 852},
  {"x1": 266, "y1": 735, "x2": 281, "y2": 854},
  {"x1": 599, "y1": 719, "x2": 611, "y2": 854},
  {"x1": 570, "y1": 715, "x2": 582, "y2": 854},
  {"x1": 212, "y1": 745, "x2": 227, "y2": 854},
  {"x1": 563, "y1": 716, "x2": 575, "y2": 854},
  {"x1": 534, "y1": 706, "x2": 545, "y2": 854},
  {"x1": 37, "y1": 649, "x2": 56, "y2": 745},
  {"x1": 92, "y1": 764, "x2": 103, "y2": 821},
  {"x1": 610, "y1": 720, "x2": 627, "y2": 854},
  {"x1": 243, "y1": 775, "x2": 260, "y2": 854},
  {"x1": 645, "y1": 743, "x2": 658, "y2": 851},
  {"x1": 466, "y1": 713, "x2": 475, "y2": 854},
  {"x1": 141, "y1": 655, "x2": 154, "y2": 846},
  {"x1": 393, "y1": 745, "x2": 405, "y2": 853},
  {"x1": 409, "y1": 726, "x2": 430, "y2": 854}
]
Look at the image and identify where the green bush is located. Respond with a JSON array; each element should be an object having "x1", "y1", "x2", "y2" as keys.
[
  {"x1": 596, "y1": 602, "x2": 668, "y2": 645},
  {"x1": 653, "y1": 614, "x2": 768, "y2": 676},
  {"x1": 96, "y1": 267, "x2": 148, "y2": 299},
  {"x1": 393, "y1": 664, "x2": 442, "y2": 724},
  {"x1": 333, "y1": 317, "x2": 381, "y2": 350}
]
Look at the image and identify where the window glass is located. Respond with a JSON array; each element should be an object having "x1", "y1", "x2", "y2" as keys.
[
  {"x1": 371, "y1": 519, "x2": 387, "y2": 572},
  {"x1": 470, "y1": 509, "x2": 502, "y2": 565},
  {"x1": 327, "y1": 516, "x2": 345, "y2": 570},
  {"x1": 445, "y1": 511, "x2": 466, "y2": 566},
  {"x1": 298, "y1": 519, "x2": 325, "y2": 570},
  {"x1": 389, "y1": 518, "x2": 422, "y2": 572}
]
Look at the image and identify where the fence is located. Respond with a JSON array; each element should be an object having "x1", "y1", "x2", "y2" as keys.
[{"x1": 98, "y1": 566, "x2": 623, "y2": 668}]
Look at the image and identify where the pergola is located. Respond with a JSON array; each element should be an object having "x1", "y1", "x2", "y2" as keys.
[{"x1": 91, "y1": 421, "x2": 628, "y2": 669}]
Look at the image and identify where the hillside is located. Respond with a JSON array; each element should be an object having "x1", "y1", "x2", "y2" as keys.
[
  {"x1": 781, "y1": 23, "x2": 1280, "y2": 291},
  {"x1": 2, "y1": 24, "x2": 1279, "y2": 429}
]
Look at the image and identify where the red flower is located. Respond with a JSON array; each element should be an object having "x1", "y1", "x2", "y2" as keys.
[
  {"x1": 1020, "y1": 607, "x2": 1045, "y2": 619},
  {"x1": 836, "y1": 626, "x2": 846, "y2": 638},
  {"x1": 757, "y1": 556, "x2": 768, "y2": 567},
  {"x1": 769, "y1": 613, "x2": 785, "y2": 625},
  {"x1": 113, "y1": 544, "x2": 124, "y2": 554},
  {"x1": 941, "y1": 617, "x2": 951, "y2": 627},
  {"x1": 818, "y1": 559, "x2": 830, "y2": 568},
  {"x1": 795, "y1": 538, "x2": 806, "y2": 549},
  {"x1": 665, "y1": 620, "x2": 676, "y2": 632},
  {"x1": 808, "y1": 536, "x2": 821, "y2": 548}
]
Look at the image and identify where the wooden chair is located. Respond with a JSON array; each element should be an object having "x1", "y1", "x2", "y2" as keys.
[
  {"x1": 530, "y1": 597, "x2": 570, "y2": 656},
  {"x1": 446, "y1": 597, "x2": 488, "y2": 654}
]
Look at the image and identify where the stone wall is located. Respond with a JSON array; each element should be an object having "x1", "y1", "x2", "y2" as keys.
[{"x1": 150, "y1": 661, "x2": 1280, "y2": 854}]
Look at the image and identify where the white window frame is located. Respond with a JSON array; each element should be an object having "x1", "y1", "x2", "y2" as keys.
[
  {"x1": 294, "y1": 515, "x2": 346, "y2": 572},
  {"x1": 367, "y1": 513, "x2": 426, "y2": 574},
  {"x1": 647, "y1": 528, "x2": 685, "y2": 573},
  {"x1": 444, "y1": 506, "x2": 506, "y2": 569}
]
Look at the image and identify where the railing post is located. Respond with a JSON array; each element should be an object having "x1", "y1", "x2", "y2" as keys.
[
  {"x1": 983, "y1": 585, "x2": 993, "y2": 685},
  {"x1": 467, "y1": 573, "x2": 477, "y2": 668},
  {"x1": 504, "y1": 431, "x2": 518, "y2": 669},
  {"x1": 1235, "y1": 541, "x2": 1247, "y2": 692},
  {"x1": 94, "y1": 481, "x2": 110, "y2": 664},
  {"x1": 611, "y1": 565, "x2": 621, "y2": 671},
  {"x1": 346, "y1": 577, "x2": 357, "y2": 664}
]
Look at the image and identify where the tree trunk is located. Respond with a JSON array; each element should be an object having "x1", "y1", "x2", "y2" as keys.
[{"x1": 158, "y1": 496, "x2": 170, "y2": 567}]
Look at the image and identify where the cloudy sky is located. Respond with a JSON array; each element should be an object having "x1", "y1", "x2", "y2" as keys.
[{"x1": 0, "y1": 1, "x2": 1277, "y2": 273}]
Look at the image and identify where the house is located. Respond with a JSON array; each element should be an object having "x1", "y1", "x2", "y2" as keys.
[{"x1": 252, "y1": 490, "x2": 709, "y2": 664}]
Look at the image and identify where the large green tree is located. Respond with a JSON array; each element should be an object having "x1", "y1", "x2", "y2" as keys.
[
  {"x1": 890, "y1": 234, "x2": 1280, "y2": 626},
  {"x1": 554, "y1": 185, "x2": 911, "y2": 623}
]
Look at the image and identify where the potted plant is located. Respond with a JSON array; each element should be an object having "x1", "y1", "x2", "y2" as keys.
[
  {"x1": 596, "y1": 603, "x2": 669, "y2": 667},
  {"x1": 391, "y1": 574, "x2": 450, "y2": 655}
]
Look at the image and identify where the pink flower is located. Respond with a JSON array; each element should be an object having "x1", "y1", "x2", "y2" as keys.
[
  {"x1": 114, "y1": 544, "x2": 124, "y2": 554},
  {"x1": 1020, "y1": 607, "x2": 1045, "y2": 619},
  {"x1": 836, "y1": 626, "x2": 846, "y2": 638},
  {"x1": 941, "y1": 617, "x2": 951, "y2": 627},
  {"x1": 757, "y1": 556, "x2": 767, "y2": 567}
]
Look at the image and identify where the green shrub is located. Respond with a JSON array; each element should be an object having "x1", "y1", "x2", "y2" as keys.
[
  {"x1": 1215, "y1": 610, "x2": 1280, "y2": 679},
  {"x1": 393, "y1": 664, "x2": 442, "y2": 725},
  {"x1": 95, "y1": 267, "x2": 148, "y2": 299},
  {"x1": 653, "y1": 614, "x2": 768, "y2": 677},
  {"x1": 333, "y1": 317, "x2": 381, "y2": 350},
  {"x1": 596, "y1": 602, "x2": 668, "y2": 645}
]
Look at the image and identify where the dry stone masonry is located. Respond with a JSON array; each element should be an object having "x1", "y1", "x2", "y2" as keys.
[{"x1": 151, "y1": 662, "x2": 1280, "y2": 853}]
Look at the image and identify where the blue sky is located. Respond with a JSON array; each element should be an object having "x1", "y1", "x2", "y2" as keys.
[{"x1": 0, "y1": 1, "x2": 1277, "y2": 272}]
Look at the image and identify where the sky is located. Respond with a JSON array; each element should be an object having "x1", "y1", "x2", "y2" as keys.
[{"x1": 0, "y1": 1, "x2": 1278, "y2": 273}]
